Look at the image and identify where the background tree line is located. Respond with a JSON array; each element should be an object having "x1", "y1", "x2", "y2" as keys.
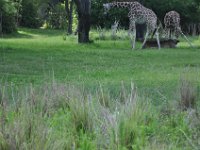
[
  {"x1": 1, "y1": 0, "x2": 200, "y2": 35},
  {"x1": 91, "y1": 0, "x2": 200, "y2": 35}
]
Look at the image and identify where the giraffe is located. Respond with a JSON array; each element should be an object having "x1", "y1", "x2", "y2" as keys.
[
  {"x1": 164, "y1": 11, "x2": 193, "y2": 47},
  {"x1": 103, "y1": 1, "x2": 161, "y2": 49},
  {"x1": 164, "y1": 11, "x2": 181, "y2": 39}
]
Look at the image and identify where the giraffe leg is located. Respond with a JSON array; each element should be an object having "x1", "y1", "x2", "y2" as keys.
[
  {"x1": 165, "y1": 29, "x2": 169, "y2": 39},
  {"x1": 173, "y1": 29, "x2": 176, "y2": 39},
  {"x1": 141, "y1": 29, "x2": 149, "y2": 49},
  {"x1": 163, "y1": 28, "x2": 168, "y2": 39},
  {"x1": 175, "y1": 27, "x2": 180, "y2": 39},
  {"x1": 169, "y1": 29, "x2": 171, "y2": 39},
  {"x1": 132, "y1": 27, "x2": 136, "y2": 49},
  {"x1": 155, "y1": 30, "x2": 161, "y2": 49},
  {"x1": 129, "y1": 21, "x2": 136, "y2": 49}
]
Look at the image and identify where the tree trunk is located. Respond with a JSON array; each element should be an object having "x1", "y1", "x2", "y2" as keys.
[
  {"x1": 77, "y1": 14, "x2": 90, "y2": 43},
  {"x1": 67, "y1": 0, "x2": 73, "y2": 34},
  {"x1": 198, "y1": 23, "x2": 200, "y2": 35},
  {"x1": 0, "y1": 12, "x2": 2, "y2": 36},
  {"x1": 192, "y1": 24, "x2": 197, "y2": 36},
  {"x1": 65, "y1": 0, "x2": 69, "y2": 15},
  {"x1": 74, "y1": 0, "x2": 91, "y2": 43}
]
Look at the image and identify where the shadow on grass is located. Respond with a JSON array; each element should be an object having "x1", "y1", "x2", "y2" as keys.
[
  {"x1": 20, "y1": 28, "x2": 64, "y2": 36},
  {"x1": 1, "y1": 32, "x2": 33, "y2": 39},
  {"x1": 0, "y1": 28, "x2": 64, "y2": 39}
]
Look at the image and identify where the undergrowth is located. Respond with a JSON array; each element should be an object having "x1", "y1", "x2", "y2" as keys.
[{"x1": 0, "y1": 79, "x2": 199, "y2": 150}]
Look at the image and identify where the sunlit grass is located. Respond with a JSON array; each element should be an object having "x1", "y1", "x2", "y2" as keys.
[{"x1": 0, "y1": 28, "x2": 200, "y2": 99}]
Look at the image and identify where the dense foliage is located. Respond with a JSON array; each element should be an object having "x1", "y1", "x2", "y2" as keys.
[
  {"x1": 144, "y1": 0, "x2": 200, "y2": 31},
  {"x1": 45, "y1": 4, "x2": 67, "y2": 29},
  {"x1": 0, "y1": 0, "x2": 17, "y2": 33},
  {"x1": 20, "y1": 0, "x2": 42, "y2": 28},
  {"x1": 91, "y1": 0, "x2": 129, "y2": 29},
  {"x1": 91, "y1": 0, "x2": 200, "y2": 30},
  {"x1": 1, "y1": 0, "x2": 200, "y2": 34}
]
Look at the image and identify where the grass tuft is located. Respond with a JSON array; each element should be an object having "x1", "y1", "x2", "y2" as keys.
[
  {"x1": 179, "y1": 77, "x2": 198, "y2": 110},
  {"x1": 0, "y1": 81, "x2": 199, "y2": 149}
]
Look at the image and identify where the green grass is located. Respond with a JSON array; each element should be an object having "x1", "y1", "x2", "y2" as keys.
[
  {"x1": 0, "y1": 80, "x2": 199, "y2": 150},
  {"x1": 0, "y1": 28, "x2": 200, "y2": 98},
  {"x1": 0, "y1": 28, "x2": 200, "y2": 149}
]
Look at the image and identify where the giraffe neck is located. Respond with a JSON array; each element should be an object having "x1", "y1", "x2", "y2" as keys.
[{"x1": 109, "y1": 2, "x2": 132, "y2": 9}]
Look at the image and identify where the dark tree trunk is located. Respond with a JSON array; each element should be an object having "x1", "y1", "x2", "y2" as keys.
[
  {"x1": 65, "y1": 0, "x2": 73, "y2": 34},
  {"x1": 68, "y1": 0, "x2": 73, "y2": 34},
  {"x1": 65, "y1": 0, "x2": 69, "y2": 15},
  {"x1": 74, "y1": 0, "x2": 91, "y2": 43},
  {"x1": 77, "y1": 14, "x2": 90, "y2": 43},
  {"x1": 0, "y1": 12, "x2": 2, "y2": 35}
]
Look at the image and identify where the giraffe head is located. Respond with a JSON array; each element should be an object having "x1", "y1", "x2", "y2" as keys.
[{"x1": 103, "y1": 3, "x2": 112, "y2": 14}]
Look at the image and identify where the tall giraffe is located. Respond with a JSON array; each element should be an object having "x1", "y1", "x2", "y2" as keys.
[
  {"x1": 103, "y1": 1, "x2": 161, "y2": 49},
  {"x1": 164, "y1": 11, "x2": 193, "y2": 47}
]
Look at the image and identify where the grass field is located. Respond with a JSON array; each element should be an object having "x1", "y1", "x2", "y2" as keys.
[
  {"x1": 1, "y1": 28, "x2": 200, "y2": 96},
  {"x1": 0, "y1": 28, "x2": 200, "y2": 149}
]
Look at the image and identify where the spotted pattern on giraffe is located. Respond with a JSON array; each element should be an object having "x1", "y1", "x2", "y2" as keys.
[
  {"x1": 164, "y1": 11, "x2": 181, "y2": 39},
  {"x1": 103, "y1": 1, "x2": 160, "y2": 49}
]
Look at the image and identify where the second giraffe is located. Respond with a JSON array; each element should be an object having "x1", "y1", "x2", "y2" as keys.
[
  {"x1": 164, "y1": 11, "x2": 181, "y2": 39},
  {"x1": 164, "y1": 11, "x2": 193, "y2": 47}
]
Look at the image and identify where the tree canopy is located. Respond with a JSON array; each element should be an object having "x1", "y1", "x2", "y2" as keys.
[
  {"x1": 91, "y1": 0, "x2": 200, "y2": 28},
  {"x1": 1, "y1": 0, "x2": 200, "y2": 36}
]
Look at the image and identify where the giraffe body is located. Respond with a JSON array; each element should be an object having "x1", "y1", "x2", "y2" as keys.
[
  {"x1": 164, "y1": 11, "x2": 181, "y2": 39},
  {"x1": 103, "y1": 2, "x2": 160, "y2": 49}
]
